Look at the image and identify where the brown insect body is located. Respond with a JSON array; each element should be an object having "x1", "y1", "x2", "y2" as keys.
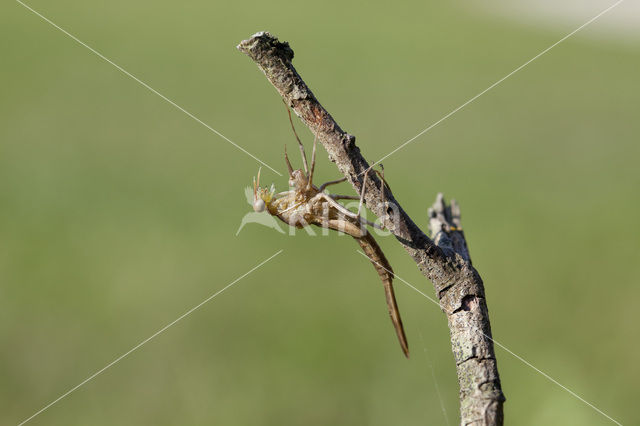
[{"x1": 251, "y1": 124, "x2": 409, "y2": 357}]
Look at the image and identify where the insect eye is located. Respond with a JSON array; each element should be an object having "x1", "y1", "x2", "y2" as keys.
[{"x1": 253, "y1": 198, "x2": 266, "y2": 212}]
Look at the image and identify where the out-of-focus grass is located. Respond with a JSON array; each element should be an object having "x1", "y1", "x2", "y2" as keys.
[{"x1": 1, "y1": 0, "x2": 638, "y2": 424}]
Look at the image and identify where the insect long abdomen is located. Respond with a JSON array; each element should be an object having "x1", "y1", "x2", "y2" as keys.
[{"x1": 356, "y1": 233, "x2": 410, "y2": 358}]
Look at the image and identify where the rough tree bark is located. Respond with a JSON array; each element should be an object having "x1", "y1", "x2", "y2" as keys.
[{"x1": 238, "y1": 31, "x2": 505, "y2": 425}]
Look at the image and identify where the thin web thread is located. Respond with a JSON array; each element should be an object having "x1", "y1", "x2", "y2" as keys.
[
  {"x1": 355, "y1": 250, "x2": 622, "y2": 425},
  {"x1": 367, "y1": 0, "x2": 626, "y2": 171},
  {"x1": 418, "y1": 331, "x2": 450, "y2": 426},
  {"x1": 16, "y1": 0, "x2": 282, "y2": 176},
  {"x1": 17, "y1": 250, "x2": 284, "y2": 426}
]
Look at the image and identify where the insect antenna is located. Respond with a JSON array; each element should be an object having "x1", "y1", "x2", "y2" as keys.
[
  {"x1": 253, "y1": 166, "x2": 262, "y2": 198},
  {"x1": 307, "y1": 132, "x2": 318, "y2": 190},
  {"x1": 284, "y1": 101, "x2": 309, "y2": 174},
  {"x1": 284, "y1": 145, "x2": 294, "y2": 176}
]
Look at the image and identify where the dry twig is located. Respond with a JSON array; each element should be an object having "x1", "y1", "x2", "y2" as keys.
[{"x1": 238, "y1": 31, "x2": 505, "y2": 425}]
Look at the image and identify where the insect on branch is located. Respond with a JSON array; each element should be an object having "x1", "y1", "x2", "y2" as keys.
[{"x1": 238, "y1": 31, "x2": 505, "y2": 425}]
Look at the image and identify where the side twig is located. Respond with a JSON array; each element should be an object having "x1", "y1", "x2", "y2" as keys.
[{"x1": 238, "y1": 31, "x2": 505, "y2": 425}]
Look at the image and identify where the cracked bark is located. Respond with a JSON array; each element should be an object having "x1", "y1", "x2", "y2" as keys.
[{"x1": 238, "y1": 31, "x2": 505, "y2": 425}]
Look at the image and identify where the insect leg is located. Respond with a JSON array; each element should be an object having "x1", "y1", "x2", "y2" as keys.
[
  {"x1": 315, "y1": 193, "x2": 360, "y2": 220},
  {"x1": 358, "y1": 166, "x2": 373, "y2": 217},
  {"x1": 319, "y1": 177, "x2": 347, "y2": 192},
  {"x1": 315, "y1": 193, "x2": 384, "y2": 231},
  {"x1": 285, "y1": 103, "x2": 309, "y2": 174},
  {"x1": 329, "y1": 195, "x2": 359, "y2": 200},
  {"x1": 374, "y1": 164, "x2": 392, "y2": 191}
]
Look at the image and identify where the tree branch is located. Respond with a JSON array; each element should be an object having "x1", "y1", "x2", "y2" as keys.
[{"x1": 238, "y1": 31, "x2": 505, "y2": 425}]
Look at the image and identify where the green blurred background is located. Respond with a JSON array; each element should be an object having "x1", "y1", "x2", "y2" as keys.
[{"x1": 1, "y1": 0, "x2": 638, "y2": 424}]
